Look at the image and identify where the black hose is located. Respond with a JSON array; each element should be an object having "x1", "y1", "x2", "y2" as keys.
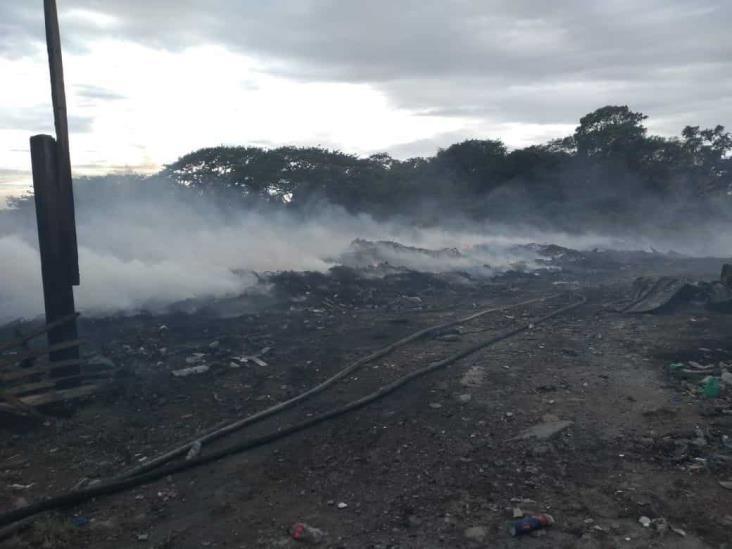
[{"x1": 0, "y1": 295, "x2": 585, "y2": 528}]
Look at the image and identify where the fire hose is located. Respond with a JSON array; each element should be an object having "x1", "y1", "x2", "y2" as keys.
[{"x1": 0, "y1": 293, "x2": 585, "y2": 529}]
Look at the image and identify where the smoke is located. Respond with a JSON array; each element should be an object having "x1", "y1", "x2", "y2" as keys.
[{"x1": 0, "y1": 175, "x2": 730, "y2": 324}]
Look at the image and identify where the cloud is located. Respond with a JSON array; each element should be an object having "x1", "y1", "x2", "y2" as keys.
[{"x1": 0, "y1": 0, "x2": 729, "y2": 167}]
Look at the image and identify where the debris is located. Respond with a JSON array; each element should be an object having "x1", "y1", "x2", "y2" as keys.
[
  {"x1": 512, "y1": 507, "x2": 523, "y2": 518},
  {"x1": 429, "y1": 402, "x2": 443, "y2": 409},
  {"x1": 233, "y1": 347, "x2": 270, "y2": 367},
  {"x1": 171, "y1": 365, "x2": 210, "y2": 377},
  {"x1": 70, "y1": 516, "x2": 89, "y2": 528},
  {"x1": 638, "y1": 516, "x2": 651, "y2": 528},
  {"x1": 336, "y1": 502, "x2": 348, "y2": 509},
  {"x1": 184, "y1": 353, "x2": 206, "y2": 364},
  {"x1": 137, "y1": 533, "x2": 149, "y2": 542},
  {"x1": 186, "y1": 441, "x2": 202, "y2": 460},
  {"x1": 464, "y1": 526, "x2": 488, "y2": 542},
  {"x1": 702, "y1": 377, "x2": 721, "y2": 399},
  {"x1": 509, "y1": 513, "x2": 554, "y2": 537},
  {"x1": 456, "y1": 393, "x2": 472, "y2": 404},
  {"x1": 671, "y1": 526, "x2": 687, "y2": 537},
  {"x1": 290, "y1": 522, "x2": 325, "y2": 544},
  {"x1": 719, "y1": 480, "x2": 732, "y2": 490},
  {"x1": 511, "y1": 420, "x2": 572, "y2": 441}
]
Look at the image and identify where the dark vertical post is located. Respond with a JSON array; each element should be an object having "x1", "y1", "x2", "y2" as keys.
[
  {"x1": 30, "y1": 136, "x2": 79, "y2": 378},
  {"x1": 43, "y1": 0, "x2": 79, "y2": 285}
]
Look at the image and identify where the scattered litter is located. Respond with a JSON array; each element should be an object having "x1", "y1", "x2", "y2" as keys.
[
  {"x1": 137, "y1": 533, "x2": 149, "y2": 542},
  {"x1": 719, "y1": 480, "x2": 732, "y2": 490},
  {"x1": 702, "y1": 377, "x2": 721, "y2": 399},
  {"x1": 336, "y1": 502, "x2": 348, "y2": 509},
  {"x1": 290, "y1": 522, "x2": 325, "y2": 544},
  {"x1": 464, "y1": 526, "x2": 488, "y2": 542},
  {"x1": 671, "y1": 526, "x2": 687, "y2": 537},
  {"x1": 171, "y1": 365, "x2": 210, "y2": 377},
  {"x1": 638, "y1": 516, "x2": 651, "y2": 528},
  {"x1": 232, "y1": 347, "x2": 271, "y2": 367},
  {"x1": 429, "y1": 402, "x2": 443, "y2": 409},
  {"x1": 71, "y1": 516, "x2": 90, "y2": 528},
  {"x1": 511, "y1": 420, "x2": 572, "y2": 441},
  {"x1": 512, "y1": 507, "x2": 523, "y2": 518},
  {"x1": 186, "y1": 441, "x2": 202, "y2": 460},
  {"x1": 509, "y1": 513, "x2": 554, "y2": 537},
  {"x1": 185, "y1": 353, "x2": 206, "y2": 364}
]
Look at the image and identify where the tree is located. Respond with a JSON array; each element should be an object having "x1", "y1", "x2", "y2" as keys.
[{"x1": 574, "y1": 105, "x2": 647, "y2": 159}]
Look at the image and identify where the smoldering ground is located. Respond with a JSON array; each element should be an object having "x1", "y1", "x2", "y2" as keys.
[{"x1": 0, "y1": 175, "x2": 730, "y2": 324}]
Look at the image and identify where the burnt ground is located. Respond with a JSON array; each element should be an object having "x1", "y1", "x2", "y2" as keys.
[{"x1": 2, "y1": 248, "x2": 732, "y2": 548}]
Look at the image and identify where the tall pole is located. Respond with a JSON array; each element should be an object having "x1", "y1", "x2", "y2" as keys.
[
  {"x1": 30, "y1": 0, "x2": 80, "y2": 381},
  {"x1": 43, "y1": 0, "x2": 79, "y2": 285}
]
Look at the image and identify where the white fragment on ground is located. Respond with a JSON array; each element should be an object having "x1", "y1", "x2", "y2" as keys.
[
  {"x1": 172, "y1": 365, "x2": 210, "y2": 377},
  {"x1": 512, "y1": 420, "x2": 573, "y2": 441}
]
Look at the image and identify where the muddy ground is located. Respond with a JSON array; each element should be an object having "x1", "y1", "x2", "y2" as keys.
[{"x1": 1, "y1": 248, "x2": 732, "y2": 548}]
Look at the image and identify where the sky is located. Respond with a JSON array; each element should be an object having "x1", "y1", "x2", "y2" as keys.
[{"x1": 1, "y1": 0, "x2": 731, "y2": 203}]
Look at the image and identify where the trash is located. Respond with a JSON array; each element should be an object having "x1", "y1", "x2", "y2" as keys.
[
  {"x1": 719, "y1": 480, "x2": 732, "y2": 490},
  {"x1": 638, "y1": 516, "x2": 652, "y2": 528},
  {"x1": 290, "y1": 522, "x2": 325, "y2": 544},
  {"x1": 171, "y1": 365, "x2": 210, "y2": 377},
  {"x1": 456, "y1": 393, "x2": 472, "y2": 404},
  {"x1": 232, "y1": 347, "x2": 270, "y2": 367},
  {"x1": 336, "y1": 502, "x2": 348, "y2": 509},
  {"x1": 186, "y1": 441, "x2": 202, "y2": 460},
  {"x1": 511, "y1": 420, "x2": 572, "y2": 441},
  {"x1": 509, "y1": 513, "x2": 554, "y2": 537},
  {"x1": 71, "y1": 516, "x2": 90, "y2": 528},
  {"x1": 464, "y1": 526, "x2": 488, "y2": 542},
  {"x1": 652, "y1": 517, "x2": 669, "y2": 534},
  {"x1": 512, "y1": 507, "x2": 524, "y2": 518},
  {"x1": 671, "y1": 526, "x2": 687, "y2": 537},
  {"x1": 185, "y1": 353, "x2": 206, "y2": 364},
  {"x1": 721, "y1": 370, "x2": 732, "y2": 386},
  {"x1": 137, "y1": 533, "x2": 149, "y2": 542},
  {"x1": 429, "y1": 402, "x2": 443, "y2": 409},
  {"x1": 702, "y1": 377, "x2": 721, "y2": 398}
]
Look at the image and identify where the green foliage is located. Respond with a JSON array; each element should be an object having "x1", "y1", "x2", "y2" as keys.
[{"x1": 6, "y1": 106, "x2": 727, "y2": 232}]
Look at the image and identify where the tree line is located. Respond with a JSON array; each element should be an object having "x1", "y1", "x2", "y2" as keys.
[
  {"x1": 5, "y1": 105, "x2": 731, "y2": 233},
  {"x1": 161, "y1": 105, "x2": 731, "y2": 230}
]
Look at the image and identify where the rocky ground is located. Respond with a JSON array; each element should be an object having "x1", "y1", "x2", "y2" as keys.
[{"x1": 1, "y1": 245, "x2": 732, "y2": 548}]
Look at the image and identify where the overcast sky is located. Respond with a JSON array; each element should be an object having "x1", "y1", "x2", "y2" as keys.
[{"x1": 1, "y1": 0, "x2": 730, "y2": 200}]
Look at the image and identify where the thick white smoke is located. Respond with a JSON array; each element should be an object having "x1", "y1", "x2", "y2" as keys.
[{"x1": 0, "y1": 178, "x2": 729, "y2": 324}]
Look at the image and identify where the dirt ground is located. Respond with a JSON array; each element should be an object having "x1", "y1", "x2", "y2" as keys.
[{"x1": 1, "y1": 248, "x2": 732, "y2": 548}]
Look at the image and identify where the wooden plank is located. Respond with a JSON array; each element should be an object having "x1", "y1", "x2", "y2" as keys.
[
  {"x1": 30, "y1": 135, "x2": 80, "y2": 378},
  {"x1": 19, "y1": 384, "x2": 101, "y2": 407},
  {"x1": 0, "y1": 313, "x2": 79, "y2": 353},
  {"x1": 0, "y1": 339, "x2": 81, "y2": 369},
  {"x1": 8, "y1": 372, "x2": 114, "y2": 398},
  {"x1": 0, "y1": 359, "x2": 86, "y2": 383},
  {"x1": 43, "y1": 0, "x2": 79, "y2": 285},
  {"x1": 0, "y1": 390, "x2": 44, "y2": 418}
]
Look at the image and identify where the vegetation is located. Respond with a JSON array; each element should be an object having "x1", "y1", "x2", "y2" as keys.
[{"x1": 6, "y1": 106, "x2": 731, "y2": 233}]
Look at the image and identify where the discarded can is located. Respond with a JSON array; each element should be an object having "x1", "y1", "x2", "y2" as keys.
[
  {"x1": 508, "y1": 513, "x2": 554, "y2": 537},
  {"x1": 290, "y1": 522, "x2": 325, "y2": 544}
]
